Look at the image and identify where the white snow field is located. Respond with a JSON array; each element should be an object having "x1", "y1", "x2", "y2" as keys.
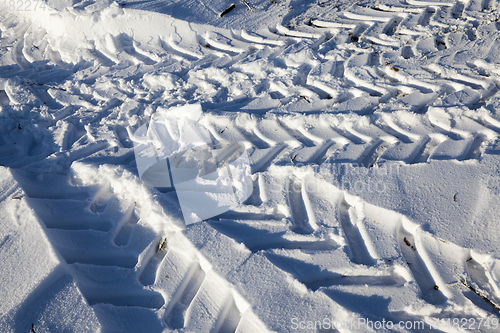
[{"x1": 2, "y1": 0, "x2": 500, "y2": 332}]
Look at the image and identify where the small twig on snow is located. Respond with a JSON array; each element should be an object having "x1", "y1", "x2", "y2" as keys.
[
  {"x1": 242, "y1": 0, "x2": 253, "y2": 11},
  {"x1": 459, "y1": 278, "x2": 500, "y2": 313},
  {"x1": 157, "y1": 237, "x2": 167, "y2": 252},
  {"x1": 219, "y1": 3, "x2": 236, "y2": 17}
]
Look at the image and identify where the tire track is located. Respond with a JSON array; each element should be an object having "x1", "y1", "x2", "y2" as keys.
[
  {"x1": 287, "y1": 175, "x2": 316, "y2": 234},
  {"x1": 358, "y1": 138, "x2": 394, "y2": 167},
  {"x1": 12, "y1": 164, "x2": 268, "y2": 332},
  {"x1": 155, "y1": 237, "x2": 267, "y2": 332},
  {"x1": 410, "y1": 135, "x2": 445, "y2": 163},
  {"x1": 13, "y1": 170, "x2": 165, "y2": 312},
  {"x1": 216, "y1": 112, "x2": 498, "y2": 169},
  {"x1": 164, "y1": 262, "x2": 206, "y2": 329},
  {"x1": 3, "y1": 0, "x2": 495, "y2": 125},
  {"x1": 418, "y1": 7, "x2": 437, "y2": 26},
  {"x1": 212, "y1": 295, "x2": 242, "y2": 333},
  {"x1": 465, "y1": 255, "x2": 500, "y2": 314},
  {"x1": 227, "y1": 171, "x2": 500, "y2": 323},
  {"x1": 4, "y1": 2, "x2": 500, "y2": 331},
  {"x1": 12, "y1": 23, "x2": 31, "y2": 70},
  {"x1": 205, "y1": 109, "x2": 494, "y2": 170},
  {"x1": 338, "y1": 195, "x2": 377, "y2": 266},
  {"x1": 398, "y1": 221, "x2": 447, "y2": 305}
]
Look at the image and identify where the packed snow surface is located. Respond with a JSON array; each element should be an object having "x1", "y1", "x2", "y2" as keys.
[{"x1": 2, "y1": 0, "x2": 500, "y2": 332}]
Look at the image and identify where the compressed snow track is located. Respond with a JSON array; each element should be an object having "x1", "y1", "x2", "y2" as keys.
[
  {"x1": 2, "y1": 0, "x2": 500, "y2": 332},
  {"x1": 11, "y1": 164, "x2": 270, "y2": 333}
]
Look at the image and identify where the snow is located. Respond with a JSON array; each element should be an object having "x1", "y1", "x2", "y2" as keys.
[
  {"x1": 0, "y1": 168, "x2": 101, "y2": 332},
  {"x1": 1, "y1": 0, "x2": 500, "y2": 332}
]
